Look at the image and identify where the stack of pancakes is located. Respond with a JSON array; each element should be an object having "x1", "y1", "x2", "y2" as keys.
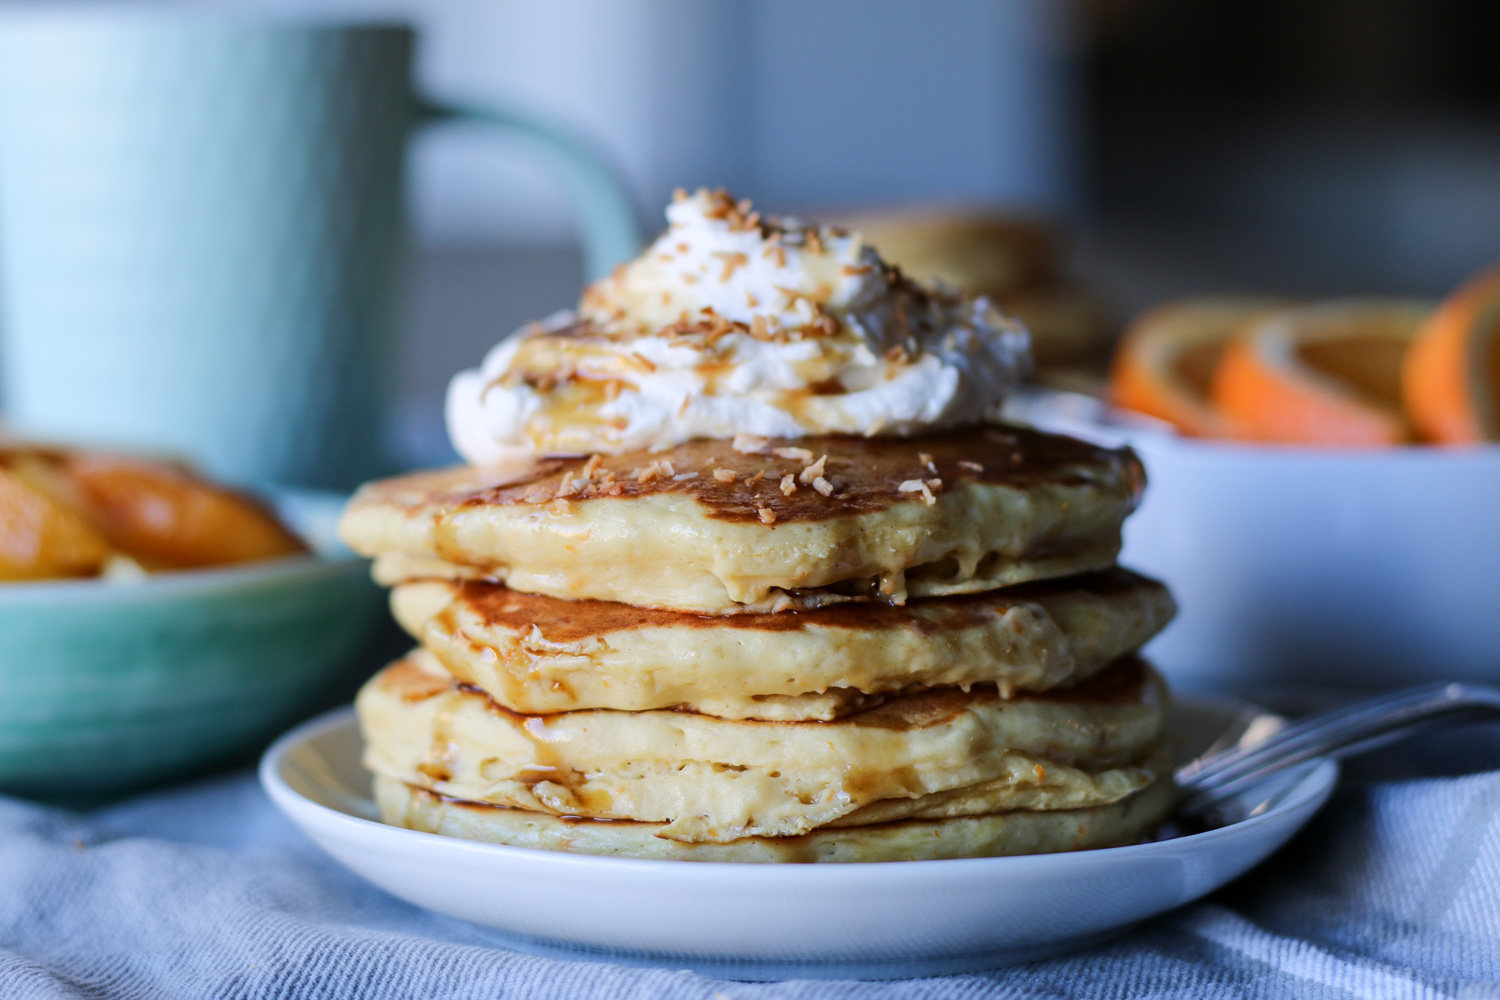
[{"x1": 340, "y1": 425, "x2": 1178, "y2": 862}]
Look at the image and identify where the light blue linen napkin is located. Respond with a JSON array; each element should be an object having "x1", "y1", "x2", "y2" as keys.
[{"x1": 2, "y1": 726, "x2": 1498, "y2": 1000}]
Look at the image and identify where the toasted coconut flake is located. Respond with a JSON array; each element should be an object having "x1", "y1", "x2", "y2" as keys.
[
  {"x1": 779, "y1": 474, "x2": 797, "y2": 496},
  {"x1": 704, "y1": 313, "x2": 734, "y2": 342},
  {"x1": 746, "y1": 469, "x2": 765, "y2": 487},
  {"x1": 812, "y1": 476, "x2": 834, "y2": 496},
  {"x1": 637, "y1": 462, "x2": 663, "y2": 484},
  {"x1": 757, "y1": 505, "x2": 777, "y2": 525},
  {"x1": 712, "y1": 251, "x2": 749, "y2": 282},
  {"x1": 672, "y1": 472, "x2": 699, "y2": 481},
  {"x1": 733, "y1": 433, "x2": 769, "y2": 454},
  {"x1": 548, "y1": 498, "x2": 574, "y2": 516},
  {"x1": 713, "y1": 468, "x2": 736, "y2": 483},
  {"x1": 774, "y1": 446, "x2": 814, "y2": 462},
  {"x1": 798, "y1": 454, "x2": 827, "y2": 485},
  {"x1": 899, "y1": 478, "x2": 937, "y2": 505},
  {"x1": 958, "y1": 460, "x2": 984, "y2": 473}
]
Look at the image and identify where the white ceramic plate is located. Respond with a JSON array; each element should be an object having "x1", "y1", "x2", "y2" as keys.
[{"x1": 260, "y1": 698, "x2": 1337, "y2": 980}]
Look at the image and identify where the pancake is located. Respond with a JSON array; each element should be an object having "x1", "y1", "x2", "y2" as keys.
[
  {"x1": 388, "y1": 569, "x2": 1176, "y2": 721},
  {"x1": 377, "y1": 776, "x2": 1176, "y2": 862},
  {"x1": 340, "y1": 424, "x2": 1144, "y2": 614},
  {"x1": 357, "y1": 655, "x2": 1167, "y2": 843}
]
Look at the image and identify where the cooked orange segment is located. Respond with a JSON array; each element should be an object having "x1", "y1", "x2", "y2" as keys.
[
  {"x1": 1109, "y1": 298, "x2": 1287, "y2": 436},
  {"x1": 1210, "y1": 300, "x2": 1428, "y2": 447},
  {"x1": 59, "y1": 455, "x2": 308, "y2": 570},
  {"x1": 1402, "y1": 267, "x2": 1500, "y2": 445},
  {"x1": 0, "y1": 467, "x2": 113, "y2": 580}
]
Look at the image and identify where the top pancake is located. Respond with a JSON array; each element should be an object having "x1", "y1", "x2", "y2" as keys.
[{"x1": 341, "y1": 424, "x2": 1144, "y2": 613}]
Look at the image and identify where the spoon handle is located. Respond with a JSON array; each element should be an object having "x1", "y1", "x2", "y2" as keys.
[{"x1": 1175, "y1": 681, "x2": 1500, "y2": 815}]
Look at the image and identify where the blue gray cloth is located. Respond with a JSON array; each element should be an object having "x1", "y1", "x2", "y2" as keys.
[{"x1": 2, "y1": 726, "x2": 1499, "y2": 999}]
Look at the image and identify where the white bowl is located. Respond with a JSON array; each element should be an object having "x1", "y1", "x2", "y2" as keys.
[
  {"x1": 1124, "y1": 438, "x2": 1500, "y2": 694},
  {"x1": 260, "y1": 697, "x2": 1335, "y2": 980},
  {"x1": 1004, "y1": 389, "x2": 1500, "y2": 695}
]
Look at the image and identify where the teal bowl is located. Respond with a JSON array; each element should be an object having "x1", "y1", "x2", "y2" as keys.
[{"x1": 0, "y1": 490, "x2": 386, "y2": 800}]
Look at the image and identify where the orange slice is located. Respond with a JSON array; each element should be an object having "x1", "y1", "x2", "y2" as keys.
[
  {"x1": 60, "y1": 455, "x2": 308, "y2": 569},
  {"x1": 0, "y1": 466, "x2": 113, "y2": 580},
  {"x1": 1109, "y1": 298, "x2": 1287, "y2": 436},
  {"x1": 1211, "y1": 300, "x2": 1429, "y2": 447},
  {"x1": 1402, "y1": 268, "x2": 1500, "y2": 444}
]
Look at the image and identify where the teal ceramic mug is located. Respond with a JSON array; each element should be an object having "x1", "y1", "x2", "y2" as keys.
[{"x1": 0, "y1": 15, "x2": 641, "y2": 490}]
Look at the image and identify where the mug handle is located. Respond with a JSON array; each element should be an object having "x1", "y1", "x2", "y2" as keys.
[{"x1": 413, "y1": 97, "x2": 643, "y2": 281}]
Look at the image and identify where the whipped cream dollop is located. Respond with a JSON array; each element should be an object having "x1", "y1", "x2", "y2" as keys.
[{"x1": 447, "y1": 189, "x2": 1030, "y2": 462}]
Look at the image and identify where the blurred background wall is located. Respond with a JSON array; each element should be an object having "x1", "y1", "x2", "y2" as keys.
[
  {"x1": 168, "y1": 0, "x2": 1080, "y2": 241},
  {"x1": 1087, "y1": 0, "x2": 1500, "y2": 302},
  {"x1": 2, "y1": 0, "x2": 1496, "y2": 465}
]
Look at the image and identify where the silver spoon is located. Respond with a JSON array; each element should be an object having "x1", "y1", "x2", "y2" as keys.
[{"x1": 1175, "y1": 682, "x2": 1500, "y2": 818}]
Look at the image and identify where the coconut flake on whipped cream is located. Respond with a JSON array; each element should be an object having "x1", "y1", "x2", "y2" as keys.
[{"x1": 447, "y1": 188, "x2": 1030, "y2": 463}]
